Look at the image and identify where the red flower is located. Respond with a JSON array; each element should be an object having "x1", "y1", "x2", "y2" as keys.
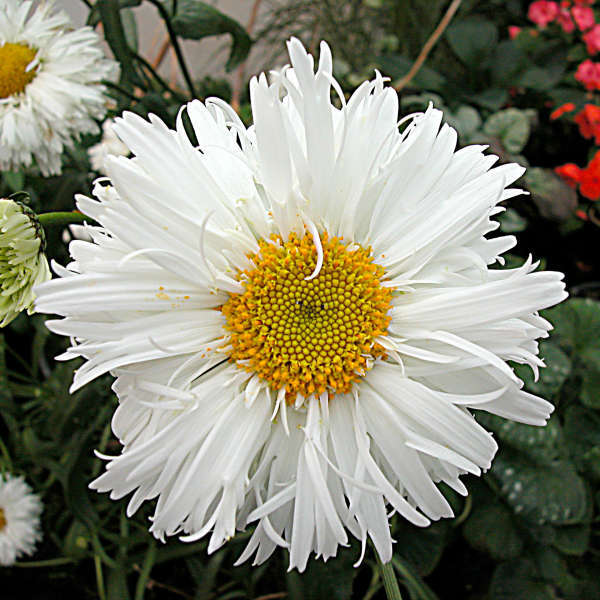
[
  {"x1": 528, "y1": 1, "x2": 560, "y2": 26},
  {"x1": 508, "y1": 25, "x2": 522, "y2": 39},
  {"x1": 555, "y1": 163, "x2": 583, "y2": 187},
  {"x1": 584, "y1": 24, "x2": 600, "y2": 53},
  {"x1": 575, "y1": 58, "x2": 600, "y2": 89},
  {"x1": 572, "y1": 4, "x2": 596, "y2": 29},
  {"x1": 550, "y1": 102, "x2": 576, "y2": 119},
  {"x1": 558, "y1": 6, "x2": 576, "y2": 30},
  {"x1": 574, "y1": 104, "x2": 600, "y2": 141},
  {"x1": 579, "y1": 151, "x2": 600, "y2": 199}
]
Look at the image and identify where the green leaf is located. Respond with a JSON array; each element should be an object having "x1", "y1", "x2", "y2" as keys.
[
  {"x1": 491, "y1": 452, "x2": 588, "y2": 525},
  {"x1": 491, "y1": 40, "x2": 529, "y2": 87},
  {"x1": 563, "y1": 405, "x2": 600, "y2": 477},
  {"x1": 287, "y1": 541, "x2": 359, "y2": 600},
  {"x1": 446, "y1": 18, "x2": 498, "y2": 66},
  {"x1": 470, "y1": 88, "x2": 508, "y2": 111},
  {"x1": 518, "y1": 50, "x2": 567, "y2": 91},
  {"x1": 378, "y1": 54, "x2": 446, "y2": 91},
  {"x1": 552, "y1": 523, "x2": 590, "y2": 556},
  {"x1": 490, "y1": 559, "x2": 554, "y2": 600},
  {"x1": 546, "y1": 299, "x2": 600, "y2": 406},
  {"x1": 394, "y1": 520, "x2": 449, "y2": 576},
  {"x1": 477, "y1": 414, "x2": 563, "y2": 465},
  {"x1": 512, "y1": 341, "x2": 571, "y2": 399},
  {"x1": 525, "y1": 167, "x2": 578, "y2": 221},
  {"x1": 483, "y1": 108, "x2": 531, "y2": 154},
  {"x1": 445, "y1": 105, "x2": 482, "y2": 140},
  {"x1": 165, "y1": 0, "x2": 252, "y2": 71},
  {"x1": 463, "y1": 502, "x2": 523, "y2": 560},
  {"x1": 498, "y1": 208, "x2": 527, "y2": 233},
  {"x1": 580, "y1": 348, "x2": 600, "y2": 409},
  {"x1": 547, "y1": 298, "x2": 600, "y2": 357},
  {"x1": 2, "y1": 170, "x2": 25, "y2": 193}
]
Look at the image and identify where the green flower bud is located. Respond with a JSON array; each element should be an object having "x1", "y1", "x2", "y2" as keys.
[{"x1": 0, "y1": 197, "x2": 51, "y2": 327}]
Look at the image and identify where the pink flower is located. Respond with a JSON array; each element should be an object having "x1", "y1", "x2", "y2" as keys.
[
  {"x1": 572, "y1": 5, "x2": 596, "y2": 29},
  {"x1": 528, "y1": 1, "x2": 560, "y2": 27},
  {"x1": 575, "y1": 58, "x2": 600, "y2": 89},
  {"x1": 508, "y1": 25, "x2": 522, "y2": 39},
  {"x1": 558, "y1": 7, "x2": 576, "y2": 30},
  {"x1": 584, "y1": 24, "x2": 600, "y2": 52}
]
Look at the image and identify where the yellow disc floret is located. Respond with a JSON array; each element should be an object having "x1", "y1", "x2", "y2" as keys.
[
  {"x1": 222, "y1": 231, "x2": 393, "y2": 398},
  {"x1": 0, "y1": 507, "x2": 6, "y2": 531},
  {"x1": 0, "y1": 43, "x2": 38, "y2": 99}
]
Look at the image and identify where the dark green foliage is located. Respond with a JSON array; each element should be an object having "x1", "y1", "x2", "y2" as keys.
[{"x1": 2, "y1": 1, "x2": 600, "y2": 599}]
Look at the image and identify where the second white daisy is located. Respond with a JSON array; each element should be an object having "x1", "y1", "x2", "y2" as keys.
[{"x1": 0, "y1": 0, "x2": 118, "y2": 176}]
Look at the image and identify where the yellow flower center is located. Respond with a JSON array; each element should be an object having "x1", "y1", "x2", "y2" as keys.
[
  {"x1": 0, "y1": 43, "x2": 38, "y2": 99},
  {"x1": 0, "y1": 507, "x2": 6, "y2": 531},
  {"x1": 222, "y1": 231, "x2": 392, "y2": 398}
]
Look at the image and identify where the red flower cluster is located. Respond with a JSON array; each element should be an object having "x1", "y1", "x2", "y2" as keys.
[
  {"x1": 576, "y1": 58, "x2": 600, "y2": 89},
  {"x1": 556, "y1": 151, "x2": 600, "y2": 199},
  {"x1": 574, "y1": 104, "x2": 600, "y2": 141},
  {"x1": 528, "y1": 0, "x2": 596, "y2": 32},
  {"x1": 584, "y1": 23, "x2": 600, "y2": 52}
]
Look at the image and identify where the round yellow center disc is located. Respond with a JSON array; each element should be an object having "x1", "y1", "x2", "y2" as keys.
[
  {"x1": 222, "y1": 231, "x2": 392, "y2": 398},
  {"x1": 0, "y1": 43, "x2": 38, "y2": 99}
]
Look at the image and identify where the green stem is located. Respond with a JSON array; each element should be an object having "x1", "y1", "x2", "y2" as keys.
[
  {"x1": 377, "y1": 555, "x2": 403, "y2": 600},
  {"x1": 94, "y1": 554, "x2": 107, "y2": 600},
  {"x1": 147, "y1": 0, "x2": 197, "y2": 98},
  {"x1": 13, "y1": 557, "x2": 75, "y2": 568},
  {"x1": 134, "y1": 542, "x2": 157, "y2": 600},
  {"x1": 38, "y1": 212, "x2": 90, "y2": 228}
]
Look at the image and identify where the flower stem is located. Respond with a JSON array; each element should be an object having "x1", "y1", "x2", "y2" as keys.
[
  {"x1": 38, "y1": 212, "x2": 89, "y2": 227},
  {"x1": 377, "y1": 555, "x2": 403, "y2": 600},
  {"x1": 147, "y1": 0, "x2": 197, "y2": 99},
  {"x1": 13, "y1": 557, "x2": 75, "y2": 568}
]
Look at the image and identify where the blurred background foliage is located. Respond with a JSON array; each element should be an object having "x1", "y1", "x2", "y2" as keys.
[{"x1": 1, "y1": 0, "x2": 600, "y2": 598}]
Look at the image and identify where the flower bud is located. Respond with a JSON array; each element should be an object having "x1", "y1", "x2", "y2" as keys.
[{"x1": 0, "y1": 197, "x2": 50, "y2": 326}]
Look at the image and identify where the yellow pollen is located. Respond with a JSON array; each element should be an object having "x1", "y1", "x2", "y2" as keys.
[
  {"x1": 222, "y1": 231, "x2": 393, "y2": 398},
  {"x1": 0, "y1": 43, "x2": 38, "y2": 99},
  {"x1": 0, "y1": 507, "x2": 6, "y2": 531}
]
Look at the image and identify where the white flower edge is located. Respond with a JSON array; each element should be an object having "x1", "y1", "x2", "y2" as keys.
[{"x1": 35, "y1": 39, "x2": 567, "y2": 571}]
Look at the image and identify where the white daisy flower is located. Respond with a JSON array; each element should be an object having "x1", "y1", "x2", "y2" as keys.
[
  {"x1": 0, "y1": 474, "x2": 43, "y2": 566},
  {"x1": 0, "y1": 197, "x2": 51, "y2": 327},
  {"x1": 88, "y1": 118, "x2": 130, "y2": 174},
  {"x1": 0, "y1": 0, "x2": 118, "y2": 176},
  {"x1": 35, "y1": 39, "x2": 567, "y2": 571}
]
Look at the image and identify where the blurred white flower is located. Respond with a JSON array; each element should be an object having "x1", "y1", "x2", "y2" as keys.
[
  {"x1": 0, "y1": 474, "x2": 43, "y2": 566},
  {"x1": 88, "y1": 119, "x2": 130, "y2": 174},
  {"x1": 36, "y1": 39, "x2": 567, "y2": 571},
  {"x1": 0, "y1": 197, "x2": 50, "y2": 327},
  {"x1": 0, "y1": 0, "x2": 118, "y2": 176}
]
